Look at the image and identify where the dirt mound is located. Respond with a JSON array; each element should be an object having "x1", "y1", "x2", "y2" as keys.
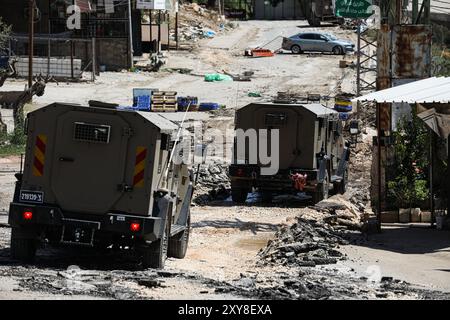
[
  {"x1": 177, "y1": 3, "x2": 235, "y2": 43},
  {"x1": 179, "y1": 3, "x2": 224, "y2": 32},
  {"x1": 259, "y1": 196, "x2": 364, "y2": 268}
]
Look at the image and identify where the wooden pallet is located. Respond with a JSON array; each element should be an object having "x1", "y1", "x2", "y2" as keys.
[
  {"x1": 152, "y1": 98, "x2": 177, "y2": 104},
  {"x1": 153, "y1": 91, "x2": 177, "y2": 96},
  {"x1": 152, "y1": 104, "x2": 178, "y2": 112}
]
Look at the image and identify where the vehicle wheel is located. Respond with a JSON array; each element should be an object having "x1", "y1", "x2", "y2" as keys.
[
  {"x1": 291, "y1": 45, "x2": 302, "y2": 54},
  {"x1": 10, "y1": 227, "x2": 37, "y2": 263},
  {"x1": 260, "y1": 190, "x2": 273, "y2": 203},
  {"x1": 312, "y1": 172, "x2": 329, "y2": 204},
  {"x1": 168, "y1": 212, "x2": 190, "y2": 259},
  {"x1": 142, "y1": 218, "x2": 169, "y2": 269},
  {"x1": 231, "y1": 187, "x2": 248, "y2": 203},
  {"x1": 307, "y1": 16, "x2": 321, "y2": 27},
  {"x1": 332, "y1": 46, "x2": 343, "y2": 55}
]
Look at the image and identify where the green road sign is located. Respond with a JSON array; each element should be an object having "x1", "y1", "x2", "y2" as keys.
[{"x1": 335, "y1": 0, "x2": 374, "y2": 19}]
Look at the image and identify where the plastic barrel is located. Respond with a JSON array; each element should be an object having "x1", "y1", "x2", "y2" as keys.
[
  {"x1": 199, "y1": 103, "x2": 220, "y2": 111},
  {"x1": 334, "y1": 104, "x2": 353, "y2": 112}
]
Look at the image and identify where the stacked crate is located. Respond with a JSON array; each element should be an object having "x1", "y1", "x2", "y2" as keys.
[{"x1": 151, "y1": 91, "x2": 178, "y2": 112}]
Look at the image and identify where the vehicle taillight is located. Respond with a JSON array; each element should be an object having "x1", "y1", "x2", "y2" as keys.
[
  {"x1": 23, "y1": 210, "x2": 33, "y2": 220},
  {"x1": 130, "y1": 222, "x2": 141, "y2": 232}
]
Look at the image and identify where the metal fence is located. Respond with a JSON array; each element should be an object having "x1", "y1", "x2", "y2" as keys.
[{"x1": 3, "y1": 34, "x2": 98, "y2": 81}]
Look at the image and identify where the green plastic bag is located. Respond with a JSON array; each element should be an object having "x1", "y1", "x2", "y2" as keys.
[{"x1": 204, "y1": 73, "x2": 233, "y2": 82}]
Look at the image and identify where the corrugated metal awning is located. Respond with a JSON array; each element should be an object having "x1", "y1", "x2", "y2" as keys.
[{"x1": 353, "y1": 77, "x2": 450, "y2": 104}]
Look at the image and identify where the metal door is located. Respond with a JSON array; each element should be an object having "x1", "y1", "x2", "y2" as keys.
[{"x1": 50, "y1": 111, "x2": 131, "y2": 214}]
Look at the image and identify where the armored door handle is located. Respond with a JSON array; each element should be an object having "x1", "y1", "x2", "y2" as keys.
[{"x1": 59, "y1": 157, "x2": 74, "y2": 162}]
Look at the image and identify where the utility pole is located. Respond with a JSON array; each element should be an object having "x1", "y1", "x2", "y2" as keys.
[
  {"x1": 128, "y1": 0, "x2": 134, "y2": 68},
  {"x1": 412, "y1": 0, "x2": 419, "y2": 22},
  {"x1": 158, "y1": 10, "x2": 162, "y2": 53},
  {"x1": 28, "y1": 0, "x2": 35, "y2": 88},
  {"x1": 175, "y1": 11, "x2": 179, "y2": 50}
]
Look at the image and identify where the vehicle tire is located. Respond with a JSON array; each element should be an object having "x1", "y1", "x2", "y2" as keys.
[
  {"x1": 332, "y1": 46, "x2": 343, "y2": 55},
  {"x1": 307, "y1": 16, "x2": 321, "y2": 27},
  {"x1": 231, "y1": 187, "x2": 248, "y2": 203},
  {"x1": 260, "y1": 190, "x2": 273, "y2": 203},
  {"x1": 312, "y1": 172, "x2": 329, "y2": 204},
  {"x1": 291, "y1": 45, "x2": 302, "y2": 54},
  {"x1": 10, "y1": 227, "x2": 37, "y2": 263},
  {"x1": 142, "y1": 218, "x2": 169, "y2": 269},
  {"x1": 168, "y1": 212, "x2": 191, "y2": 259}
]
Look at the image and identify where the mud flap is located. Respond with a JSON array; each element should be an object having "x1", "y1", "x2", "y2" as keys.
[
  {"x1": 317, "y1": 158, "x2": 328, "y2": 183},
  {"x1": 335, "y1": 147, "x2": 350, "y2": 181},
  {"x1": 151, "y1": 193, "x2": 174, "y2": 241},
  {"x1": 176, "y1": 184, "x2": 193, "y2": 228}
]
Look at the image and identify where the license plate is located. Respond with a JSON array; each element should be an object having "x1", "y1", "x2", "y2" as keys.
[{"x1": 19, "y1": 190, "x2": 44, "y2": 204}]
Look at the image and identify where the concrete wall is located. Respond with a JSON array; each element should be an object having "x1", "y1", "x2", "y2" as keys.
[
  {"x1": 15, "y1": 56, "x2": 83, "y2": 78},
  {"x1": 48, "y1": 38, "x2": 129, "y2": 71}
]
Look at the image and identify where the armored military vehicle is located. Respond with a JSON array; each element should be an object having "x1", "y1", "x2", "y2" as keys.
[
  {"x1": 8, "y1": 103, "x2": 193, "y2": 269},
  {"x1": 229, "y1": 103, "x2": 350, "y2": 204}
]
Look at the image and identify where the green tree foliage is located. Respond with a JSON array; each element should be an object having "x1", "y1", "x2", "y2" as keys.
[{"x1": 387, "y1": 111, "x2": 430, "y2": 208}]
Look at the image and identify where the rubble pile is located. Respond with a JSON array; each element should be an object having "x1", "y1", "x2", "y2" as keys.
[
  {"x1": 193, "y1": 163, "x2": 230, "y2": 205},
  {"x1": 259, "y1": 196, "x2": 364, "y2": 268},
  {"x1": 175, "y1": 3, "x2": 235, "y2": 43},
  {"x1": 347, "y1": 127, "x2": 376, "y2": 210},
  {"x1": 259, "y1": 217, "x2": 348, "y2": 268}
]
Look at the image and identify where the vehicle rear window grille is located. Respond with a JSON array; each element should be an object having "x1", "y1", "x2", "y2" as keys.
[
  {"x1": 265, "y1": 113, "x2": 287, "y2": 126},
  {"x1": 73, "y1": 122, "x2": 111, "y2": 144}
]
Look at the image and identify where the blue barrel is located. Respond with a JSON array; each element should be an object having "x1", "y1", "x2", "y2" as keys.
[
  {"x1": 334, "y1": 104, "x2": 353, "y2": 112},
  {"x1": 199, "y1": 103, "x2": 220, "y2": 111}
]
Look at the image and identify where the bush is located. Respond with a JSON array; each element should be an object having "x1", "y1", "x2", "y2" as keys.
[{"x1": 387, "y1": 112, "x2": 430, "y2": 208}]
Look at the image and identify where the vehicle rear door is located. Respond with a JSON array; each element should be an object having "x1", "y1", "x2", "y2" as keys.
[{"x1": 258, "y1": 107, "x2": 300, "y2": 170}]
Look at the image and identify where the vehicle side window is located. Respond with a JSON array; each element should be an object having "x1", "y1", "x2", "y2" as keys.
[
  {"x1": 300, "y1": 34, "x2": 314, "y2": 40},
  {"x1": 319, "y1": 35, "x2": 328, "y2": 41}
]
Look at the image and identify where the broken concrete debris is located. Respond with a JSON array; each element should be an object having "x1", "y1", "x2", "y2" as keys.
[
  {"x1": 193, "y1": 163, "x2": 230, "y2": 205},
  {"x1": 258, "y1": 216, "x2": 348, "y2": 268},
  {"x1": 259, "y1": 195, "x2": 366, "y2": 268},
  {"x1": 175, "y1": 3, "x2": 235, "y2": 44}
]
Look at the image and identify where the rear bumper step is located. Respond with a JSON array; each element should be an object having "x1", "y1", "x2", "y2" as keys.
[{"x1": 8, "y1": 203, "x2": 164, "y2": 242}]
